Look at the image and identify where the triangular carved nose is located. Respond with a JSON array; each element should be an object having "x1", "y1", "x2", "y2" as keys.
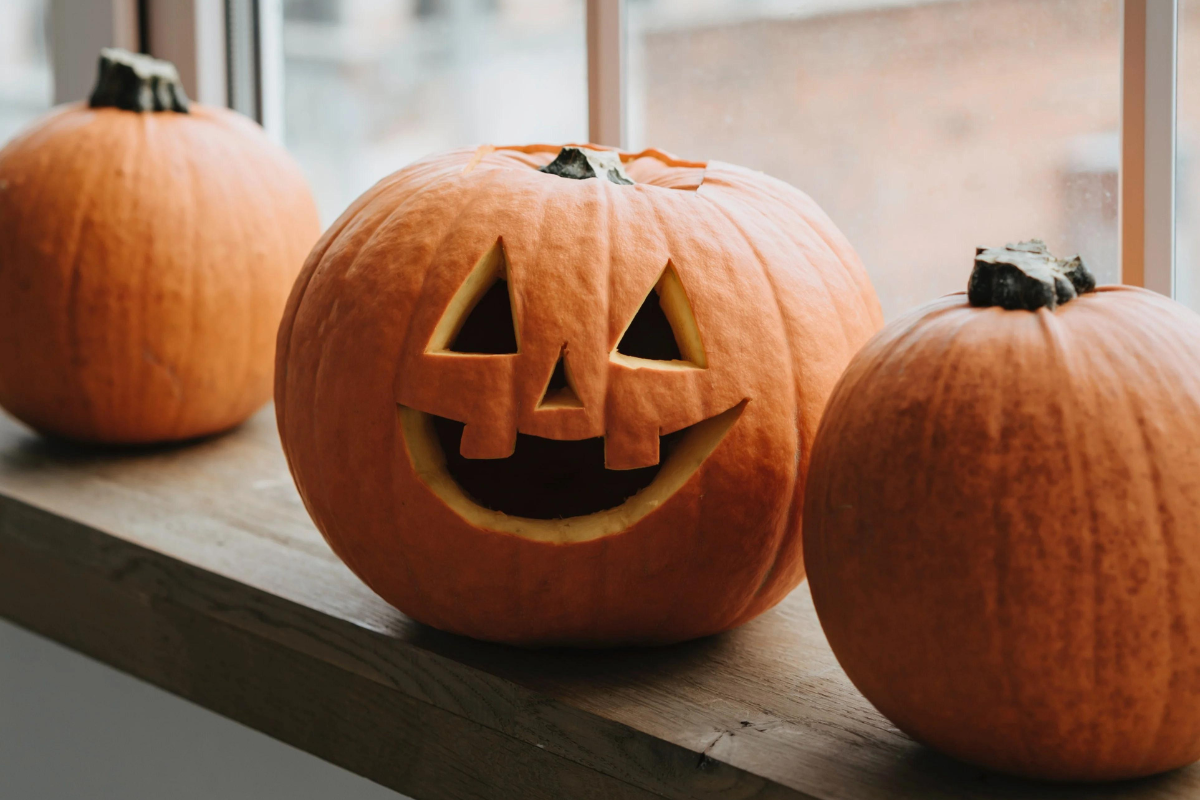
[{"x1": 537, "y1": 347, "x2": 582, "y2": 409}]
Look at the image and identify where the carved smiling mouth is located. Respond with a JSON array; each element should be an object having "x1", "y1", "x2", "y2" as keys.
[{"x1": 398, "y1": 401, "x2": 746, "y2": 544}]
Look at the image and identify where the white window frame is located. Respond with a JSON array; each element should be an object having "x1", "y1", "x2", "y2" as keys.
[
  {"x1": 588, "y1": 0, "x2": 625, "y2": 148},
  {"x1": 1122, "y1": 0, "x2": 1178, "y2": 295},
  {"x1": 51, "y1": 0, "x2": 1180, "y2": 298}
]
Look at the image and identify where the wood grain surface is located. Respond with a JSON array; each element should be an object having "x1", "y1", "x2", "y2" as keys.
[{"x1": 0, "y1": 407, "x2": 1196, "y2": 800}]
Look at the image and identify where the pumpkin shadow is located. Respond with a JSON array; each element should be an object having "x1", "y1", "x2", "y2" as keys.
[
  {"x1": 0, "y1": 412, "x2": 253, "y2": 473},
  {"x1": 404, "y1": 615, "x2": 741, "y2": 696},
  {"x1": 876, "y1": 744, "x2": 1200, "y2": 799},
  {"x1": 398, "y1": 591, "x2": 828, "y2": 711}
]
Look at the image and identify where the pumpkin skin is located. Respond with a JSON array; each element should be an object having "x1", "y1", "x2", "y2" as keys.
[
  {"x1": 276, "y1": 144, "x2": 882, "y2": 646},
  {"x1": 804, "y1": 285, "x2": 1200, "y2": 780},
  {"x1": 0, "y1": 100, "x2": 320, "y2": 443}
]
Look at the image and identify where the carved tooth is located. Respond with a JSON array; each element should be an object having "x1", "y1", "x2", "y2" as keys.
[
  {"x1": 459, "y1": 421, "x2": 517, "y2": 460},
  {"x1": 604, "y1": 423, "x2": 661, "y2": 471}
]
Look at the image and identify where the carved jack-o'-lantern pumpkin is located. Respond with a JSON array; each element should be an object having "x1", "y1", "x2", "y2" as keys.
[{"x1": 276, "y1": 145, "x2": 882, "y2": 645}]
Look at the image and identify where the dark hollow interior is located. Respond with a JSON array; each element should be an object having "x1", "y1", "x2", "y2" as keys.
[
  {"x1": 432, "y1": 415, "x2": 689, "y2": 519},
  {"x1": 617, "y1": 290, "x2": 682, "y2": 361},
  {"x1": 450, "y1": 279, "x2": 518, "y2": 354}
]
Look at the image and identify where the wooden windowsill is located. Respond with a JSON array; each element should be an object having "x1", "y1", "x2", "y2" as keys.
[{"x1": 0, "y1": 407, "x2": 1194, "y2": 800}]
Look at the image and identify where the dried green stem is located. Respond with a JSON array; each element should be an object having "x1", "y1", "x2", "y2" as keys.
[
  {"x1": 88, "y1": 48, "x2": 190, "y2": 113},
  {"x1": 968, "y1": 240, "x2": 1096, "y2": 311},
  {"x1": 539, "y1": 147, "x2": 633, "y2": 185}
]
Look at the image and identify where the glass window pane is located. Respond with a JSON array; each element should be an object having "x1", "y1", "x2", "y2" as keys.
[
  {"x1": 0, "y1": 0, "x2": 51, "y2": 147},
  {"x1": 1180, "y1": 0, "x2": 1200, "y2": 312},
  {"x1": 628, "y1": 0, "x2": 1120, "y2": 319},
  {"x1": 282, "y1": 0, "x2": 588, "y2": 224}
]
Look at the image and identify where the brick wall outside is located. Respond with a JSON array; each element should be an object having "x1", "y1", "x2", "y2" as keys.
[{"x1": 635, "y1": 0, "x2": 1137, "y2": 317}]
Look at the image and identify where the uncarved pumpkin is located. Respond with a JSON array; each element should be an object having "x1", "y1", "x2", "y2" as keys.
[
  {"x1": 804, "y1": 242, "x2": 1200, "y2": 781},
  {"x1": 0, "y1": 49, "x2": 320, "y2": 443},
  {"x1": 276, "y1": 144, "x2": 882, "y2": 646}
]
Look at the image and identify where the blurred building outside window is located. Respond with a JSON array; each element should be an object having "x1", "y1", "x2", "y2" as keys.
[
  {"x1": 628, "y1": 0, "x2": 1122, "y2": 319},
  {"x1": 281, "y1": 0, "x2": 588, "y2": 224}
]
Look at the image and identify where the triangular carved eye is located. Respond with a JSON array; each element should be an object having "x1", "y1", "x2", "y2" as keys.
[
  {"x1": 427, "y1": 239, "x2": 519, "y2": 354},
  {"x1": 615, "y1": 262, "x2": 706, "y2": 368},
  {"x1": 537, "y1": 346, "x2": 582, "y2": 409}
]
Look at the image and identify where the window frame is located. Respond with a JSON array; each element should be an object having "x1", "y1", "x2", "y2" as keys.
[
  {"x1": 50, "y1": 0, "x2": 1179, "y2": 297},
  {"x1": 588, "y1": 0, "x2": 625, "y2": 148},
  {"x1": 1122, "y1": 0, "x2": 1178, "y2": 295}
]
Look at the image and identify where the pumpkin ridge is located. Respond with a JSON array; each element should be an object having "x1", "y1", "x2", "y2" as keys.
[
  {"x1": 276, "y1": 238, "x2": 333, "y2": 461},
  {"x1": 599, "y1": 155, "x2": 617, "y2": 360},
  {"x1": 197, "y1": 113, "x2": 246, "y2": 433},
  {"x1": 1033, "y1": 307, "x2": 1095, "y2": 770},
  {"x1": 605, "y1": 185, "x2": 660, "y2": 354},
  {"x1": 1114, "y1": 325, "x2": 1179, "y2": 773},
  {"x1": 278, "y1": 157, "x2": 446, "y2": 440},
  {"x1": 511, "y1": 169, "x2": 564, "y2": 423},
  {"x1": 702, "y1": 180, "x2": 857, "y2": 357},
  {"x1": 964, "y1": 329, "x2": 1029, "y2": 770},
  {"x1": 703, "y1": 171, "x2": 877, "y2": 349},
  {"x1": 132, "y1": 115, "x2": 163, "y2": 432},
  {"x1": 220, "y1": 118, "x2": 282, "y2": 428},
  {"x1": 388, "y1": 178, "x2": 494, "y2": 378},
  {"x1": 1099, "y1": 311, "x2": 1166, "y2": 767},
  {"x1": 1069, "y1": 320, "x2": 1108, "y2": 772},
  {"x1": 178, "y1": 115, "x2": 206, "y2": 437},
  {"x1": 384, "y1": 167, "x2": 539, "y2": 447},
  {"x1": 1106, "y1": 296, "x2": 1200, "y2": 772},
  {"x1": 913, "y1": 314, "x2": 977, "y2": 502},
  {"x1": 385, "y1": 169, "x2": 531, "y2": 448},
  {"x1": 592, "y1": 160, "x2": 616, "y2": 451},
  {"x1": 784, "y1": 187, "x2": 877, "y2": 315},
  {"x1": 386, "y1": 410, "x2": 446, "y2": 629},
  {"x1": 64, "y1": 118, "x2": 121, "y2": 436},
  {"x1": 149, "y1": 114, "x2": 189, "y2": 437},
  {"x1": 794, "y1": 202, "x2": 875, "y2": 313},
  {"x1": 694, "y1": 192, "x2": 800, "y2": 618},
  {"x1": 121, "y1": 112, "x2": 177, "y2": 437},
  {"x1": 0, "y1": 110, "x2": 81, "y2": 429}
]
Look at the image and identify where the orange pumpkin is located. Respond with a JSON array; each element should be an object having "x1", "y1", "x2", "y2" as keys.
[
  {"x1": 276, "y1": 144, "x2": 882, "y2": 646},
  {"x1": 0, "y1": 49, "x2": 320, "y2": 443},
  {"x1": 804, "y1": 241, "x2": 1200, "y2": 781}
]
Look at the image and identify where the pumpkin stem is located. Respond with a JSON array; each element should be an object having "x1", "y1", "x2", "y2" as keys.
[
  {"x1": 539, "y1": 147, "x2": 634, "y2": 185},
  {"x1": 968, "y1": 240, "x2": 1096, "y2": 311},
  {"x1": 88, "y1": 48, "x2": 190, "y2": 113}
]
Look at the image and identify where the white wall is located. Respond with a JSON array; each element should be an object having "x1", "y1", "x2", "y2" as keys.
[{"x1": 0, "y1": 618, "x2": 407, "y2": 800}]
